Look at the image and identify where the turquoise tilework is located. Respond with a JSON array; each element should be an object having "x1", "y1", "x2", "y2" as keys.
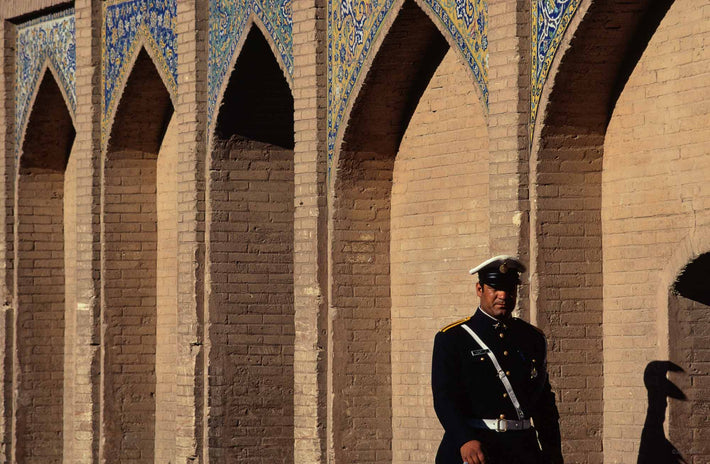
[
  {"x1": 102, "y1": 0, "x2": 177, "y2": 137},
  {"x1": 208, "y1": 0, "x2": 293, "y2": 130},
  {"x1": 16, "y1": 9, "x2": 76, "y2": 152},
  {"x1": 531, "y1": 0, "x2": 581, "y2": 139}
]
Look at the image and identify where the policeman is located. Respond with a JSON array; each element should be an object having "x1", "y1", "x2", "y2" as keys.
[{"x1": 431, "y1": 256, "x2": 563, "y2": 464}]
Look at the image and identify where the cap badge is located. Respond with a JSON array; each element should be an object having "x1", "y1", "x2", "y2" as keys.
[{"x1": 499, "y1": 263, "x2": 508, "y2": 274}]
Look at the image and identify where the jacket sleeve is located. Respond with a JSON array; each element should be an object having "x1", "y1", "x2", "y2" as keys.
[
  {"x1": 529, "y1": 337, "x2": 564, "y2": 464},
  {"x1": 431, "y1": 330, "x2": 481, "y2": 450}
]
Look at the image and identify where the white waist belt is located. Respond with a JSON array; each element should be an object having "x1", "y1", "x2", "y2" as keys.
[{"x1": 468, "y1": 418, "x2": 532, "y2": 432}]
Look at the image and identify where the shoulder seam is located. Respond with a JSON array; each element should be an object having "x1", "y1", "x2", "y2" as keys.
[{"x1": 440, "y1": 316, "x2": 471, "y2": 333}]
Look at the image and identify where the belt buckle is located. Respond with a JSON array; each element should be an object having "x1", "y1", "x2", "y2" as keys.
[{"x1": 495, "y1": 418, "x2": 508, "y2": 432}]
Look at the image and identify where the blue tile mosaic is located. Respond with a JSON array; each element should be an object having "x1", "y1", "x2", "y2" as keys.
[
  {"x1": 327, "y1": 0, "x2": 488, "y2": 168},
  {"x1": 208, "y1": 0, "x2": 293, "y2": 130},
  {"x1": 103, "y1": 0, "x2": 177, "y2": 137},
  {"x1": 16, "y1": 9, "x2": 76, "y2": 152},
  {"x1": 531, "y1": 0, "x2": 581, "y2": 139}
]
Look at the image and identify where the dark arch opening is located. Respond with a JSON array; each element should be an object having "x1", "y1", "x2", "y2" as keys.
[
  {"x1": 209, "y1": 24, "x2": 295, "y2": 463},
  {"x1": 103, "y1": 47, "x2": 175, "y2": 464},
  {"x1": 341, "y1": 1, "x2": 448, "y2": 153},
  {"x1": 16, "y1": 68, "x2": 75, "y2": 463},
  {"x1": 215, "y1": 26, "x2": 294, "y2": 148},
  {"x1": 331, "y1": 1, "x2": 450, "y2": 462},
  {"x1": 534, "y1": 1, "x2": 676, "y2": 463},
  {"x1": 673, "y1": 252, "x2": 710, "y2": 306},
  {"x1": 668, "y1": 252, "x2": 710, "y2": 463}
]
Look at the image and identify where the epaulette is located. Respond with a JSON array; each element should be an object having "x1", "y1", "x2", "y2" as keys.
[{"x1": 440, "y1": 316, "x2": 471, "y2": 333}]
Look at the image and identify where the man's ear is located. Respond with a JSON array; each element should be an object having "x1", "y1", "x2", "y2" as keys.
[{"x1": 475, "y1": 282, "x2": 482, "y2": 297}]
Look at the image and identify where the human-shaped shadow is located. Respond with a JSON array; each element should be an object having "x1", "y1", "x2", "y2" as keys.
[{"x1": 637, "y1": 361, "x2": 687, "y2": 464}]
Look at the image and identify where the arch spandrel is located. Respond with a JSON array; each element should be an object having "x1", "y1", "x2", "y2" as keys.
[
  {"x1": 530, "y1": 0, "x2": 583, "y2": 142},
  {"x1": 327, "y1": 0, "x2": 489, "y2": 174},
  {"x1": 208, "y1": 0, "x2": 293, "y2": 131},
  {"x1": 102, "y1": 0, "x2": 177, "y2": 146},
  {"x1": 15, "y1": 8, "x2": 76, "y2": 154}
]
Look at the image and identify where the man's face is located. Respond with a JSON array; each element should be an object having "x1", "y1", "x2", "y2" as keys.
[{"x1": 476, "y1": 282, "x2": 517, "y2": 320}]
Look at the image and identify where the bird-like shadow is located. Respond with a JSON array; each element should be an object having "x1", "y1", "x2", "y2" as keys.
[{"x1": 637, "y1": 361, "x2": 687, "y2": 464}]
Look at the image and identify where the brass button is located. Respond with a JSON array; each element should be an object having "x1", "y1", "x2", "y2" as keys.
[
  {"x1": 532, "y1": 359, "x2": 537, "y2": 363},
  {"x1": 503, "y1": 393, "x2": 508, "y2": 398},
  {"x1": 499, "y1": 333, "x2": 504, "y2": 338},
  {"x1": 499, "y1": 414, "x2": 506, "y2": 420},
  {"x1": 506, "y1": 371, "x2": 511, "y2": 376},
  {"x1": 480, "y1": 357, "x2": 485, "y2": 361},
  {"x1": 503, "y1": 350, "x2": 509, "y2": 356}
]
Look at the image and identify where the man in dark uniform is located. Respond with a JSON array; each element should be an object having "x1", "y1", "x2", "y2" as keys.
[{"x1": 431, "y1": 256, "x2": 563, "y2": 464}]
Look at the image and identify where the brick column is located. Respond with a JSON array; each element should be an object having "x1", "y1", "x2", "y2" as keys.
[
  {"x1": 66, "y1": 2, "x2": 102, "y2": 462},
  {"x1": 0, "y1": 19, "x2": 15, "y2": 464},
  {"x1": 486, "y1": 0, "x2": 530, "y2": 276},
  {"x1": 292, "y1": 0, "x2": 328, "y2": 460},
  {"x1": 175, "y1": 0, "x2": 208, "y2": 461}
]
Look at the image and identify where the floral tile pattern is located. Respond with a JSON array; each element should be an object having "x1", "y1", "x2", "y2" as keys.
[
  {"x1": 208, "y1": 0, "x2": 293, "y2": 130},
  {"x1": 531, "y1": 0, "x2": 581, "y2": 139},
  {"x1": 327, "y1": 0, "x2": 488, "y2": 166},
  {"x1": 15, "y1": 9, "x2": 76, "y2": 152},
  {"x1": 102, "y1": 0, "x2": 177, "y2": 137}
]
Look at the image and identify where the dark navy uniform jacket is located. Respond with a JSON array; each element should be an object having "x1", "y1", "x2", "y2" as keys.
[{"x1": 432, "y1": 308, "x2": 563, "y2": 464}]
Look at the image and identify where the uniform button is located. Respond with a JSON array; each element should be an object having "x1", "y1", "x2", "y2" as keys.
[
  {"x1": 532, "y1": 359, "x2": 537, "y2": 363},
  {"x1": 503, "y1": 350, "x2": 509, "y2": 356},
  {"x1": 480, "y1": 357, "x2": 485, "y2": 361},
  {"x1": 499, "y1": 414, "x2": 506, "y2": 420},
  {"x1": 506, "y1": 371, "x2": 511, "y2": 376},
  {"x1": 499, "y1": 333, "x2": 504, "y2": 338},
  {"x1": 503, "y1": 393, "x2": 508, "y2": 398}
]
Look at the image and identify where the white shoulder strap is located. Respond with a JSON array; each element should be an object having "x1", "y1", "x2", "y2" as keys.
[{"x1": 461, "y1": 323, "x2": 525, "y2": 420}]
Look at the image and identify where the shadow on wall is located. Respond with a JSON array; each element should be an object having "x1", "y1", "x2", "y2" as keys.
[{"x1": 637, "y1": 361, "x2": 686, "y2": 464}]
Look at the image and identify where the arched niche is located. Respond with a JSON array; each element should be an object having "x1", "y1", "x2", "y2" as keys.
[
  {"x1": 532, "y1": 0, "x2": 701, "y2": 462},
  {"x1": 208, "y1": 24, "x2": 295, "y2": 463},
  {"x1": 102, "y1": 47, "x2": 176, "y2": 464},
  {"x1": 16, "y1": 68, "x2": 75, "y2": 463},
  {"x1": 668, "y1": 252, "x2": 710, "y2": 463},
  {"x1": 329, "y1": 0, "x2": 490, "y2": 461}
]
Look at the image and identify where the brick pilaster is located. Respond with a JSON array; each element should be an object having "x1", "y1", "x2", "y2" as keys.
[
  {"x1": 66, "y1": 2, "x2": 102, "y2": 462},
  {"x1": 291, "y1": 0, "x2": 329, "y2": 460},
  {"x1": 0, "y1": 18, "x2": 15, "y2": 464},
  {"x1": 175, "y1": 0, "x2": 208, "y2": 461},
  {"x1": 486, "y1": 2, "x2": 530, "y2": 254},
  {"x1": 486, "y1": 0, "x2": 530, "y2": 316}
]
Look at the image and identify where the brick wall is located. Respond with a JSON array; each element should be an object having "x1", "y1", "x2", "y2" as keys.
[
  {"x1": 155, "y1": 115, "x2": 178, "y2": 463},
  {"x1": 15, "y1": 69, "x2": 74, "y2": 463},
  {"x1": 330, "y1": 2, "x2": 450, "y2": 462},
  {"x1": 62, "y1": 140, "x2": 77, "y2": 464},
  {"x1": 668, "y1": 290, "x2": 710, "y2": 464},
  {"x1": 529, "y1": 1, "x2": 673, "y2": 461},
  {"x1": 390, "y1": 48, "x2": 489, "y2": 463},
  {"x1": 102, "y1": 49, "x2": 172, "y2": 464},
  {"x1": 207, "y1": 25, "x2": 295, "y2": 463},
  {"x1": 602, "y1": 1, "x2": 709, "y2": 461}
]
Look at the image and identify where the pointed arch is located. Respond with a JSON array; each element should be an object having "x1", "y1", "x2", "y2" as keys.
[
  {"x1": 102, "y1": 46, "x2": 176, "y2": 464},
  {"x1": 529, "y1": 1, "x2": 698, "y2": 462},
  {"x1": 17, "y1": 61, "x2": 76, "y2": 154},
  {"x1": 210, "y1": 16, "x2": 295, "y2": 138},
  {"x1": 207, "y1": 20, "x2": 295, "y2": 463},
  {"x1": 329, "y1": 0, "x2": 488, "y2": 173},
  {"x1": 667, "y1": 252, "x2": 710, "y2": 463},
  {"x1": 328, "y1": 0, "x2": 490, "y2": 461},
  {"x1": 103, "y1": 37, "x2": 177, "y2": 150},
  {"x1": 15, "y1": 65, "x2": 76, "y2": 463}
]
